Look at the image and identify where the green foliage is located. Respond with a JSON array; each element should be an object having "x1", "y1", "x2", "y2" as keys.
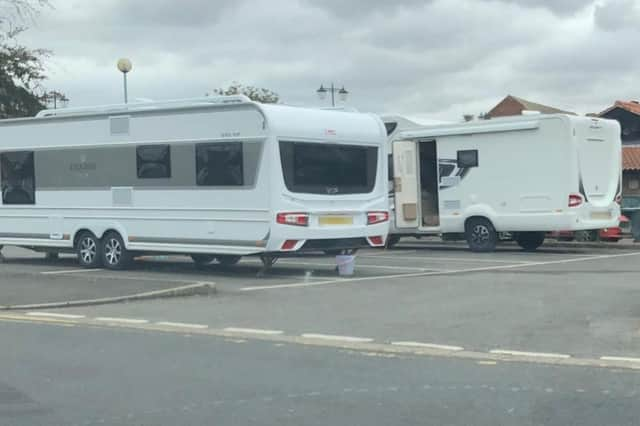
[
  {"x1": 0, "y1": 1, "x2": 53, "y2": 118},
  {"x1": 210, "y1": 82, "x2": 279, "y2": 104}
]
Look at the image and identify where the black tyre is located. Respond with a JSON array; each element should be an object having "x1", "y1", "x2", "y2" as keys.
[
  {"x1": 465, "y1": 217, "x2": 497, "y2": 252},
  {"x1": 101, "y1": 232, "x2": 131, "y2": 270},
  {"x1": 191, "y1": 254, "x2": 216, "y2": 267},
  {"x1": 515, "y1": 231, "x2": 545, "y2": 251},
  {"x1": 216, "y1": 255, "x2": 241, "y2": 266},
  {"x1": 386, "y1": 235, "x2": 401, "y2": 248},
  {"x1": 575, "y1": 230, "x2": 599, "y2": 242},
  {"x1": 76, "y1": 232, "x2": 102, "y2": 268}
]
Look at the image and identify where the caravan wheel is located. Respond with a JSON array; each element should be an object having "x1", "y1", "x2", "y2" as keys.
[
  {"x1": 465, "y1": 217, "x2": 497, "y2": 252},
  {"x1": 515, "y1": 232, "x2": 545, "y2": 251},
  {"x1": 76, "y1": 232, "x2": 102, "y2": 268},
  {"x1": 101, "y1": 232, "x2": 132, "y2": 270}
]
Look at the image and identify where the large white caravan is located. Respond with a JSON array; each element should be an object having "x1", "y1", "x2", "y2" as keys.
[
  {"x1": 0, "y1": 96, "x2": 389, "y2": 269},
  {"x1": 385, "y1": 114, "x2": 621, "y2": 251}
]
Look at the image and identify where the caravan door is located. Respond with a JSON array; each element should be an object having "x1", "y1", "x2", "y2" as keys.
[{"x1": 393, "y1": 140, "x2": 419, "y2": 228}]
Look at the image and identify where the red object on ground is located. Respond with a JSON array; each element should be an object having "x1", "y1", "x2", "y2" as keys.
[{"x1": 547, "y1": 215, "x2": 628, "y2": 242}]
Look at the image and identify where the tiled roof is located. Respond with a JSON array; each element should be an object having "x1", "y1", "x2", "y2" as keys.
[
  {"x1": 599, "y1": 100, "x2": 640, "y2": 117},
  {"x1": 622, "y1": 146, "x2": 640, "y2": 170},
  {"x1": 510, "y1": 95, "x2": 575, "y2": 115}
]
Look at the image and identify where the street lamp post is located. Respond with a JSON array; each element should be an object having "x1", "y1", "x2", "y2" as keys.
[
  {"x1": 316, "y1": 83, "x2": 348, "y2": 107},
  {"x1": 117, "y1": 58, "x2": 133, "y2": 104}
]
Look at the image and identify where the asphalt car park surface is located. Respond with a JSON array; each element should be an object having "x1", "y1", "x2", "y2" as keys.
[{"x1": 3, "y1": 241, "x2": 640, "y2": 363}]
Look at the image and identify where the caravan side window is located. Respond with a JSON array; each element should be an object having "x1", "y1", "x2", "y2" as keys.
[
  {"x1": 1, "y1": 151, "x2": 35, "y2": 205},
  {"x1": 457, "y1": 150, "x2": 478, "y2": 168},
  {"x1": 137, "y1": 145, "x2": 171, "y2": 179},
  {"x1": 196, "y1": 142, "x2": 244, "y2": 186}
]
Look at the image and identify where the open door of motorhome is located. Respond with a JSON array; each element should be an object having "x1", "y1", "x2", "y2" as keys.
[{"x1": 393, "y1": 140, "x2": 419, "y2": 228}]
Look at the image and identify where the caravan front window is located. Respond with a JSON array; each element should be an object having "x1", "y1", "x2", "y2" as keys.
[{"x1": 279, "y1": 141, "x2": 377, "y2": 195}]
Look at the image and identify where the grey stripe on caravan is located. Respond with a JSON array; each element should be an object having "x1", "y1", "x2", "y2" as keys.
[
  {"x1": 36, "y1": 186, "x2": 259, "y2": 191},
  {"x1": 0, "y1": 233, "x2": 51, "y2": 239},
  {"x1": 1, "y1": 135, "x2": 267, "y2": 152},
  {"x1": 130, "y1": 237, "x2": 267, "y2": 247}
]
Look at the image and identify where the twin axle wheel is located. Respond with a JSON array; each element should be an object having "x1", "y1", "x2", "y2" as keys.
[
  {"x1": 76, "y1": 231, "x2": 130, "y2": 270},
  {"x1": 75, "y1": 231, "x2": 242, "y2": 270}
]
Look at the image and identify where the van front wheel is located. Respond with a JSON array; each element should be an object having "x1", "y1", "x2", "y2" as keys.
[
  {"x1": 465, "y1": 218, "x2": 497, "y2": 252},
  {"x1": 515, "y1": 232, "x2": 545, "y2": 251}
]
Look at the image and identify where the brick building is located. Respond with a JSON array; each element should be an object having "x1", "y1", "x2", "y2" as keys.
[{"x1": 486, "y1": 95, "x2": 574, "y2": 118}]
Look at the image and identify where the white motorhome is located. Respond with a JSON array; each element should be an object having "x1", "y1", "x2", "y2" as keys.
[
  {"x1": 0, "y1": 96, "x2": 390, "y2": 270},
  {"x1": 385, "y1": 114, "x2": 622, "y2": 252}
]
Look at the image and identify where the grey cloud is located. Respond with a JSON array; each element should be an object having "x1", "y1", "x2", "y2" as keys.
[
  {"x1": 307, "y1": 0, "x2": 592, "y2": 18},
  {"x1": 594, "y1": 0, "x2": 640, "y2": 31},
  {"x1": 108, "y1": 0, "x2": 243, "y2": 27},
  {"x1": 303, "y1": 0, "x2": 431, "y2": 17},
  {"x1": 488, "y1": 0, "x2": 594, "y2": 16},
  {"x1": 16, "y1": 0, "x2": 637, "y2": 122}
]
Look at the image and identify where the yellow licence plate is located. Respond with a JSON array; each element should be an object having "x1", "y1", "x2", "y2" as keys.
[
  {"x1": 319, "y1": 216, "x2": 353, "y2": 226},
  {"x1": 591, "y1": 211, "x2": 611, "y2": 220}
]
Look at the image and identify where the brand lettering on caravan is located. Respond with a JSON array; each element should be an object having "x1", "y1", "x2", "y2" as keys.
[{"x1": 69, "y1": 162, "x2": 97, "y2": 171}]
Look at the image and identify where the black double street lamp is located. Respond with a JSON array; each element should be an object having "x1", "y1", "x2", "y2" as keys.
[{"x1": 316, "y1": 83, "x2": 348, "y2": 107}]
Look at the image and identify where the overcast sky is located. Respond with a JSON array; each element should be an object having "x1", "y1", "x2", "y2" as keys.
[{"x1": 14, "y1": 0, "x2": 640, "y2": 122}]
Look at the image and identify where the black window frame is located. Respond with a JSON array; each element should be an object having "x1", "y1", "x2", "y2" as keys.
[
  {"x1": 195, "y1": 142, "x2": 244, "y2": 187},
  {"x1": 1, "y1": 150, "x2": 36, "y2": 205},
  {"x1": 457, "y1": 149, "x2": 478, "y2": 168},
  {"x1": 136, "y1": 144, "x2": 172, "y2": 179},
  {"x1": 279, "y1": 141, "x2": 378, "y2": 195}
]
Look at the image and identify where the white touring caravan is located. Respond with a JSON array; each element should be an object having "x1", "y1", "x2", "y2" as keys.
[
  {"x1": 0, "y1": 96, "x2": 389, "y2": 270},
  {"x1": 385, "y1": 114, "x2": 622, "y2": 252}
]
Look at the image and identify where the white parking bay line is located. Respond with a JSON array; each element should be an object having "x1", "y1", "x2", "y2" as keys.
[
  {"x1": 301, "y1": 333, "x2": 373, "y2": 343},
  {"x1": 391, "y1": 341, "x2": 464, "y2": 351},
  {"x1": 600, "y1": 356, "x2": 640, "y2": 363},
  {"x1": 94, "y1": 317, "x2": 149, "y2": 324},
  {"x1": 242, "y1": 251, "x2": 640, "y2": 292},
  {"x1": 490, "y1": 349, "x2": 571, "y2": 359},
  {"x1": 360, "y1": 255, "x2": 534, "y2": 264},
  {"x1": 41, "y1": 268, "x2": 102, "y2": 275},
  {"x1": 156, "y1": 321, "x2": 209, "y2": 330},
  {"x1": 26, "y1": 312, "x2": 85, "y2": 319},
  {"x1": 224, "y1": 327, "x2": 283, "y2": 335},
  {"x1": 277, "y1": 260, "x2": 432, "y2": 272}
]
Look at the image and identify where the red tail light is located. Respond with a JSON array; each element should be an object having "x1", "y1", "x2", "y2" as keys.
[
  {"x1": 276, "y1": 212, "x2": 309, "y2": 227},
  {"x1": 368, "y1": 236, "x2": 384, "y2": 246},
  {"x1": 568, "y1": 194, "x2": 583, "y2": 208},
  {"x1": 281, "y1": 240, "x2": 299, "y2": 250},
  {"x1": 367, "y1": 211, "x2": 389, "y2": 225}
]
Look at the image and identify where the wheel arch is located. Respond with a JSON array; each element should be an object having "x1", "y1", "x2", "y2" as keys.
[
  {"x1": 71, "y1": 223, "x2": 130, "y2": 249},
  {"x1": 462, "y1": 205, "x2": 499, "y2": 231}
]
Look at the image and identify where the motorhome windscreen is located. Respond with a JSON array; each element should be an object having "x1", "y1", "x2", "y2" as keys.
[{"x1": 279, "y1": 141, "x2": 377, "y2": 195}]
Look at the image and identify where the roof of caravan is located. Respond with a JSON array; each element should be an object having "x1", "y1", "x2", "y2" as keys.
[
  {"x1": 259, "y1": 103, "x2": 386, "y2": 142},
  {"x1": 7, "y1": 96, "x2": 385, "y2": 144},
  {"x1": 394, "y1": 113, "x2": 592, "y2": 139}
]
